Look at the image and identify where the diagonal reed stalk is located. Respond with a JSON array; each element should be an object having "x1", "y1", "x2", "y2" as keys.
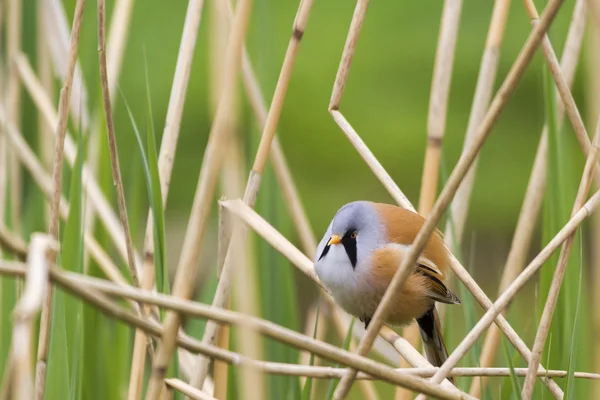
[
  {"x1": 188, "y1": 0, "x2": 315, "y2": 391},
  {"x1": 14, "y1": 54, "x2": 142, "y2": 275},
  {"x1": 1, "y1": 260, "x2": 599, "y2": 383},
  {"x1": 403, "y1": 0, "x2": 463, "y2": 398},
  {"x1": 129, "y1": 0, "x2": 207, "y2": 397},
  {"x1": 145, "y1": 0, "x2": 254, "y2": 397},
  {"x1": 34, "y1": 0, "x2": 86, "y2": 397},
  {"x1": 47, "y1": 265, "x2": 464, "y2": 399},
  {"x1": 521, "y1": 120, "x2": 600, "y2": 399},
  {"x1": 443, "y1": 0, "x2": 511, "y2": 285},
  {"x1": 0, "y1": 260, "x2": 466, "y2": 400},
  {"x1": 335, "y1": 0, "x2": 565, "y2": 397},
  {"x1": 421, "y1": 185, "x2": 600, "y2": 387},
  {"x1": 471, "y1": 0, "x2": 587, "y2": 395}
]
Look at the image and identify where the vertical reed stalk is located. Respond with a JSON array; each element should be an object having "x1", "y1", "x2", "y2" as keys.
[
  {"x1": 34, "y1": 1, "x2": 86, "y2": 397},
  {"x1": 189, "y1": 0, "x2": 315, "y2": 390},
  {"x1": 145, "y1": 0, "x2": 253, "y2": 396},
  {"x1": 472, "y1": 0, "x2": 587, "y2": 396}
]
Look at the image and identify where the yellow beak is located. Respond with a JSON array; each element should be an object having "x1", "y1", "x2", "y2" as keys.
[{"x1": 328, "y1": 234, "x2": 342, "y2": 246}]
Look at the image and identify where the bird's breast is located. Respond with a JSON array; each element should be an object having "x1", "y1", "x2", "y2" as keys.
[{"x1": 315, "y1": 245, "x2": 384, "y2": 319}]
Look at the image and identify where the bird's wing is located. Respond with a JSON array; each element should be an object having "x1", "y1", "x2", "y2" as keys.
[{"x1": 416, "y1": 264, "x2": 461, "y2": 305}]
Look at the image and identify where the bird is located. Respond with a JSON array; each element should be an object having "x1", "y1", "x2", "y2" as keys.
[{"x1": 314, "y1": 200, "x2": 460, "y2": 368}]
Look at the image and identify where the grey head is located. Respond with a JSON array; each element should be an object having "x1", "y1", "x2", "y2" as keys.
[{"x1": 314, "y1": 201, "x2": 386, "y2": 272}]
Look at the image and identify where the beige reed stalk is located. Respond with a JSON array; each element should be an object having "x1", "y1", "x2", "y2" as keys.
[
  {"x1": 471, "y1": 0, "x2": 587, "y2": 395},
  {"x1": 34, "y1": 0, "x2": 86, "y2": 397},
  {"x1": 402, "y1": 1, "x2": 462, "y2": 398},
  {"x1": 0, "y1": 261, "x2": 597, "y2": 383},
  {"x1": 128, "y1": 0, "x2": 207, "y2": 397},
  {"x1": 189, "y1": 0, "x2": 315, "y2": 390},
  {"x1": 521, "y1": 121, "x2": 600, "y2": 398},
  {"x1": 334, "y1": 0, "x2": 565, "y2": 397},
  {"x1": 418, "y1": 0, "x2": 462, "y2": 216},
  {"x1": 37, "y1": 0, "x2": 53, "y2": 224},
  {"x1": 98, "y1": 0, "x2": 139, "y2": 289},
  {"x1": 524, "y1": 0, "x2": 599, "y2": 173},
  {"x1": 42, "y1": 0, "x2": 89, "y2": 130},
  {"x1": 6, "y1": 0, "x2": 22, "y2": 232},
  {"x1": 420, "y1": 186, "x2": 600, "y2": 388},
  {"x1": 1, "y1": 113, "x2": 132, "y2": 289},
  {"x1": 444, "y1": 0, "x2": 511, "y2": 259},
  {"x1": 165, "y1": 379, "x2": 217, "y2": 400},
  {"x1": 15, "y1": 54, "x2": 142, "y2": 275},
  {"x1": 10, "y1": 235, "x2": 57, "y2": 400},
  {"x1": 23, "y1": 264, "x2": 465, "y2": 400},
  {"x1": 237, "y1": 33, "x2": 382, "y2": 400},
  {"x1": 586, "y1": 6, "x2": 600, "y2": 394},
  {"x1": 210, "y1": 4, "x2": 237, "y2": 396},
  {"x1": 145, "y1": 0, "x2": 252, "y2": 396}
]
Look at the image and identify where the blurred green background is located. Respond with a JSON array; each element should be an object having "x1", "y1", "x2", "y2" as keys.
[{"x1": 7, "y1": 0, "x2": 599, "y2": 398}]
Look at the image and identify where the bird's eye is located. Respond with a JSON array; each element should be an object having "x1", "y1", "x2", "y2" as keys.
[{"x1": 350, "y1": 231, "x2": 357, "y2": 239}]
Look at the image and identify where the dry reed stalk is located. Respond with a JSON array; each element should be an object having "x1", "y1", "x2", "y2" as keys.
[
  {"x1": 146, "y1": 0, "x2": 252, "y2": 396},
  {"x1": 0, "y1": 224, "x2": 27, "y2": 260},
  {"x1": 236, "y1": 22, "x2": 386, "y2": 398},
  {"x1": 14, "y1": 53, "x2": 142, "y2": 275},
  {"x1": 34, "y1": 0, "x2": 86, "y2": 397},
  {"x1": 0, "y1": 113, "x2": 131, "y2": 288},
  {"x1": 164, "y1": 379, "x2": 217, "y2": 400},
  {"x1": 418, "y1": 0, "x2": 462, "y2": 217},
  {"x1": 128, "y1": 0, "x2": 207, "y2": 396},
  {"x1": 220, "y1": 199, "x2": 459, "y2": 394},
  {"x1": 403, "y1": 2, "x2": 463, "y2": 398},
  {"x1": 37, "y1": 0, "x2": 54, "y2": 225},
  {"x1": 586, "y1": 5, "x2": 600, "y2": 393},
  {"x1": 98, "y1": 0, "x2": 139, "y2": 288},
  {"x1": 209, "y1": 5, "x2": 237, "y2": 396},
  {"x1": 444, "y1": 0, "x2": 511, "y2": 255},
  {"x1": 521, "y1": 120, "x2": 600, "y2": 398},
  {"x1": 42, "y1": 0, "x2": 89, "y2": 131},
  {"x1": 420, "y1": 187, "x2": 600, "y2": 387},
  {"x1": 524, "y1": 1, "x2": 599, "y2": 174},
  {"x1": 99, "y1": 2, "x2": 157, "y2": 395},
  {"x1": 0, "y1": 262, "x2": 457, "y2": 399},
  {"x1": 336, "y1": 1, "x2": 565, "y2": 397},
  {"x1": 6, "y1": 0, "x2": 22, "y2": 233},
  {"x1": 10, "y1": 235, "x2": 57, "y2": 400},
  {"x1": 471, "y1": 1, "x2": 587, "y2": 395},
  {"x1": 240, "y1": 52, "x2": 318, "y2": 254},
  {"x1": 189, "y1": 0, "x2": 315, "y2": 390},
  {"x1": 22, "y1": 265, "x2": 465, "y2": 400}
]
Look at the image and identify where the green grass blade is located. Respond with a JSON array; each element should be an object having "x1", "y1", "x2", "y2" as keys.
[
  {"x1": 325, "y1": 319, "x2": 355, "y2": 400},
  {"x1": 143, "y1": 55, "x2": 168, "y2": 296},
  {"x1": 47, "y1": 129, "x2": 86, "y2": 399},
  {"x1": 121, "y1": 90, "x2": 165, "y2": 295},
  {"x1": 565, "y1": 234, "x2": 583, "y2": 399},
  {"x1": 301, "y1": 301, "x2": 320, "y2": 400},
  {"x1": 502, "y1": 337, "x2": 522, "y2": 400}
]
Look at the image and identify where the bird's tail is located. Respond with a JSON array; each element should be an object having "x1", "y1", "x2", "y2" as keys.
[{"x1": 416, "y1": 306, "x2": 454, "y2": 384}]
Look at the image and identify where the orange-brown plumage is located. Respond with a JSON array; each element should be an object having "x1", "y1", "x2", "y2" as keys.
[{"x1": 373, "y1": 202, "x2": 449, "y2": 277}]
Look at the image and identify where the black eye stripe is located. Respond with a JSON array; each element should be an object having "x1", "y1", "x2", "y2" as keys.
[
  {"x1": 342, "y1": 232, "x2": 357, "y2": 269},
  {"x1": 318, "y1": 240, "x2": 331, "y2": 261}
]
